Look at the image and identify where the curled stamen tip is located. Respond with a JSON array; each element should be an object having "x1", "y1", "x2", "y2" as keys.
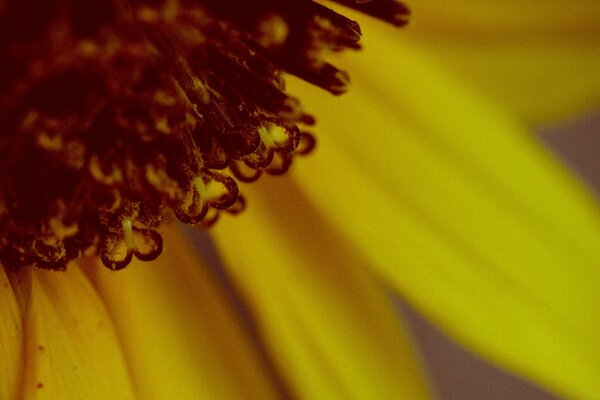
[
  {"x1": 0, "y1": 0, "x2": 408, "y2": 271},
  {"x1": 132, "y1": 228, "x2": 163, "y2": 261},
  {"x1": 326, "y1": 69, "x2": 351, "y2": 95},
  {"x1": 99, "y1": 219, "x2": 164, "y2": 269},
  {"x1": 331, "y1": 0, "x2": 410, "y2": 27},
  {"x1": 391, "y1": 8, "x2": 411, "y2": 26},
  {"x1": 100, "y1": 235, "x2": 133, "y2": 271}
]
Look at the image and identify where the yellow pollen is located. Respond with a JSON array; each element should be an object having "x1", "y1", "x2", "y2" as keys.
[
  {"x1": 155, "y1": 117, "x2": 171, "y2": 134},
  {"x1": 78, "y1": 40, "x2": 98, "y2": 56},
  {"x1": 37, "y1": 132, "x2": 64, "y2": 151},
  {"x1": 0, "y1": 0, "x2": 409, "y2": 270},
  {"x1": 89, "y1": 156, "x2": 124, "y2": 185},
  {"x1": 49, "y1": 217, "x2": 78, "y2": 240},
  {"x1": 137, "y1": 7, "x2": 160, "y2": 23},
  {"x1": 257, "y1": 13, "x2": 290, "y2": 47}
]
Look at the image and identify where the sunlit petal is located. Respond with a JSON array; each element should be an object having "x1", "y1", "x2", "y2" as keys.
[
  {"x1": 7, "y1": 266, "x2": 135, "y2": 399},
  {"x1": 86, "y1": 224, "x2": 281, "y2": 400},
  {"x1": 0, "y1": 267, "x2": 23, "y2": 400},
  {"x1": 282, "y1": 29, "x2": 600, "y2": 398},
  {"x1": 213, "y1": 180, "x2": 433, "y2": 400}
]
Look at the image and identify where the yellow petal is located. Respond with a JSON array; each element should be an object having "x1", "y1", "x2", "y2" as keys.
[
  {"x1": 404, "y1": 0, "x2": 600, "y2": 33},
  {"x1": 282, "y1": 28, "x2": 600, "y2": 399},
  {"x1": 0, "y1": 267, "x2": 23, "y2": 400},
  {"x1": 85, "y1": 223, "x2": 281, "y2": 400},
  {"x1": 349, "y1": 1, "x2": 600, "y2": 123},
  {"x1": 212, "y1": 180, "x2": 433, "y2": 400},
  {"x1": 7, "y1": 265, "x2": 135, "y2": 399}
]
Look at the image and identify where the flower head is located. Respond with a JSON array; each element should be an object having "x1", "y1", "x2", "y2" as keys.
[
  {"x1": 3, "y1": 1, "x2": 600, "y2": 400},
  {"x1": 0, "y1": 0, "x2": 408, "y2": 271}
]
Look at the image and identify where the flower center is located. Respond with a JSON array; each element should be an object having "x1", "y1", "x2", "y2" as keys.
[{"x1": 0, "y1": 0, "x2": 409, "y2": 271}]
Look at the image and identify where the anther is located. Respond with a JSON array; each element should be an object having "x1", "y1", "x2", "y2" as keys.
[{"x1": 0, "y1": 0, "x2": 409, "y2": 271}]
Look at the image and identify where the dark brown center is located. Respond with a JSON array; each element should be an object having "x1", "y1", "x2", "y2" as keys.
[{"x1": 0, "y1": 0, "x2": 409, "y2": 271}]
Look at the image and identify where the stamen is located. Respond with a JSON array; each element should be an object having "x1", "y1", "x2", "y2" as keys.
[
  {"x1": 0, "y1": 0, "x2": 409, "y2": 270},
  {"x1": 329, "y1": 0, "x2": 411, "y2": 27}
]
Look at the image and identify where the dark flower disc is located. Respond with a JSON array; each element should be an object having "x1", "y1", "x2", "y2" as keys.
[{"x1": 0, "y1": 0, "x2": 409, "y2": 270}]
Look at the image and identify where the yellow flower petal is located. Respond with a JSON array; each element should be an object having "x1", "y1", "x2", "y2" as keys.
[
  {"x1": 85, "y1": 223, "x2": 281, "y2": 400},
  {"x1": 213, "y1": 181, "x2": 433, "y2": 400},
  {"x1": 0, "y1": 267, "x2": 23, "y2": 400},
  {"x1": 351, "y1": 1, "x2": 600, "y2": 123},
  {"x1": 7, "y1": 266, "x2": 135, "y2": 399},
  {"x1": 405, "y1": 38, "x2": 600, "y2": 125},
  {"x1": 405, "y1": 0, "x2": 600, "y2": 33},
  {"x1": 282, "y1": 29, "x2": 600, "y2": 398}
]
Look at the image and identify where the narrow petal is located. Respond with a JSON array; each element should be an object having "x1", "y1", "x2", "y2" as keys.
[
  {"x1": 282, "y1": 29, "x2": 600, "y2": 398},
  {"x1": 403, "y1": 36, "x2": 600, "y2": 125},
  {"x1": 347, "y1": 1, "x2": 600, "y2": 123},
  {"x1": 0, "y1": 267, "x2": 23, "y2": 400},
  {"x1": 404, "y1": 0, "x2": 600, "y2": 34},
  {"x1": 212, "y1": 181, "x2": 433, "y2": 400},
  {"x1": 85, "y1": 223, "x2": 281, "y2": 400},
  {"x1": 8, "y1": 266, "x2": 135, "y2": 399}
]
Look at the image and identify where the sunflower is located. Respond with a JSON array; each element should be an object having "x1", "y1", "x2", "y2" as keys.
[{"x1": 2, "y1": 0, "x2": 600, "y2": 399}]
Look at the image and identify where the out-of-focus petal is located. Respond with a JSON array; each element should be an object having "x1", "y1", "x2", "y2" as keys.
[
  {"x1": 8, "y1": 266, "x2": 135, "y2": 399},
  {"x1": 85, "y1": 224, "x2": 281, "y2": 400},
  {"x1": 404, "y1": 37, "x2": 600, "y2": 125},
  {"x1": 282, "y1": 28, "x2": 600, "y2": 398},
  {"x1": 0, "y1": 267, "x2": 23, "y2": 400},
  {"x1": 348, "y1": 1, "x2": 600, "y2": 123},
  {"x1": 404, "y1": 0, "x2": 600, "y2": 33},
  {"x1": 212, "y1": 181, "x2": 433, "y2": 400}
]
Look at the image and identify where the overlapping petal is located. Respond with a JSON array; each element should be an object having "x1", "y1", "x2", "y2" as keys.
[
  {"x1": 404, "y1": 0, "x2": 600, "y2": 34},
  {"x1": 86, "y1": 224, "x2": 282, "y2": 400},
  {"x1": 2, "y1": 3, "x2": 598, "y2": 399},
  {"x1": 0, "y1": 267, "x2": 23, "y2": 400},
  {"x1": 276, "y1": 27, "x2": 600, "y2": 399},
  {"x1": 212, "y1": 181, "x2": 433, "y2": 399},
  {"x1": 341, "y1": 1, "x2": 600, "y2": 124},
  {"x1": 5, "y1": 265, "x2": 135, "y2": 399}
]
